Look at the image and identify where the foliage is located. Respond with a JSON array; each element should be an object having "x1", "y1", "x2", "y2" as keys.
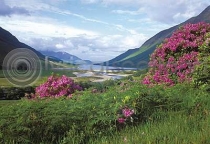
[
  {"x1": 90, "y1": 79, "x2": 120, "y2": 92},
  {"x1": 1, "y1": 81, "x2": 209, "y2": 143},
  {"x1": 76, "y1": 81, "x2": 94, "y2": 90},
  {"x1": 35, "y1": 75, "x2": 82, "y2": 98},
  {"x1": 90, "y1": 84, "x2": 210, "y2": 144},
  {"x1": 143, "y1": 22, "x2": 210, "y2": 86},
  {"x1": 193, "y1": 32, "x2": 210, "y2": 90},
  {"x1": 132, "y1": 69, "x2": 148, "y2": 77},
  {"x1": 0, "y1": 86, "x2": 35, "y2": 100},
  {"x1": 40, "y1": 69, "x2": 77, "y2": 78}
]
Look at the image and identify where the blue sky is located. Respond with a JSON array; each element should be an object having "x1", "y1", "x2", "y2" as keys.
[{"x1": 0, "y1": 0, "x2": 209, "y2": 61}]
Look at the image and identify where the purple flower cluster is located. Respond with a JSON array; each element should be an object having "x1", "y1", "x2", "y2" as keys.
[
  {"x1": 143, "y1": 22, "x2": 210, "y2": 86},
  {"x1": 35, "y1": 75, "x2": 82, "y2": 98},
  {"x1": 117, "y1": 107, "x2": 134, "y2": 124}
]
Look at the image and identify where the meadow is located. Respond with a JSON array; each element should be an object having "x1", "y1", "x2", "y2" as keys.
[
  {"x1": 0, "y1": 70, "x2": 76, "y2": 87},
  {"x1": 0, "y1": 71, "x2": 210, "y2": 143},
  {"x1": 0, "y1": 60, "x2": 78, "y2": 87}
]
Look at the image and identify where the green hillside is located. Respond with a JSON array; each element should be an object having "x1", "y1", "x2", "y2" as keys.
[{"x1": 106, "y1": 5, "x2": 210, "y2": 68}]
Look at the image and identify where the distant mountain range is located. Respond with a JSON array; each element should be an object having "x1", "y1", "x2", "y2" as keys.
[
  {"x1": 39, "y1": 50, "x2": 92, "y2": 64},
  {"x1": 104, "y1": 5, "x2": 210, "y2": 68},
  {"x1": 0, "y1": 27, "x2": 92, "y2": 69}
]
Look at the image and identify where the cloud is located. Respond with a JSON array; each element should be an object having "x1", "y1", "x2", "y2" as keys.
[
  {"x1": 101, "y1": 0, "x2": 139, "y2": 6},
  {"x1": 5, "y1": 0, "x2": 209, "y2": 62},
  {"x1": 112, "y1": 9, "x2": 143, "y2": 15},
  {"x1": 0, "y1": 0, "x2": 29, "y2": 16},
  {"x1": 0, "y1": 13, "x2": 147, "y2": 61},
  {"x1": 25, "y1": 33, "x2": 147, "y2": 61},
  {"x1": 0, "y1": 15, "x2": 98, "y2": 39},
  {"x1": 42, "y1": 0, "x2": 67, "y2": 5},
  {"x1": 89, "y1": 0, "x2": 210, "y2": 24},
  {"x1": 5, "y1": 0, "x2": 108, "y2": 24},
  {"x1": 81, "y1": 0, "x2": 100, "y2": 4},
  {"x1": 5, "y1": 0, "x2": 139, "y2": 35}
]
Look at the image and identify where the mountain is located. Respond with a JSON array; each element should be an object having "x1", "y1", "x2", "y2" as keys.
[
  {"x1": 39, "y1": 50, "x2": 92, "y2": 64},
  {"x1": 83, "y1": 60, "x2": 92, "y2": 64},
  {"x1": 105, "y1": 5, "x2": 210, "y2": 69},
  {"x1": 0, "y1": 26, "x2": 92, "y2": 70},
  {"x1": 46, "y1": 56, "x2": 63, "y2": 63},
  {"x1": 0, "y1": 27, "x2": 45, "y2": 69}
]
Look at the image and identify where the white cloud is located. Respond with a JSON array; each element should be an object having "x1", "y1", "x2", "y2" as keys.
[
  {"x1": 0, "y1": 6, "x2": 148, "y2": 61},
  {"x1": 5, "y1": 0, "x2": 140, "y2": 36},
  {"x1": 100, "y1": 0, "x2": 210, "y2": 24},
  {"x1": 55, "y1": 44, "x2": 65, "y2": 49},
  {"x1": 0, "y1": 0, "x2": 30, "y2": 16},
  {"x1": 10, "y1": 32, "x2": 148, "y2": 61},
  {"x1": 0, "y1": 15, "x2": 98, "y2": 40},
  {"x1": 101, "y1": 0, "x2": 139, "y2": 5},
  {"x1": 81, "y1": 0, "x2": 100, "y2": 4},
  {"x1": 112, "y1": 9, "x2": 143, "y2": 15},
  {"x1": 5, "y1": 0, "x2": 110, "y2": 25}
]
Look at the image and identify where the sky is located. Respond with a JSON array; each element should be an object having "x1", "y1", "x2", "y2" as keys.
[{"x1": 0, "y1": 0, "x2": 210, "y2": 62}]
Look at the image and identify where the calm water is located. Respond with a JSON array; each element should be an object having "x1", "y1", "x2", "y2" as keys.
[
  {"x1": 53, "y1": 64, "x2": 136, "y2": 80},
  {"x1": 53, "y1": 64, "x2": 137, "y2": 71},
  {"x1": 75, "y1": 72, "x2": 123, "y2": 80},
  {"x1": 78, "y1": 64, "x2": 137, "y2": 72}
]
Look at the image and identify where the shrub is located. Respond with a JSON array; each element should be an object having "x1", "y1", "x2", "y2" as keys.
[
  {"x1": 143, "y1": 22, "x2": 210, "y2": 86},
  {"x1": 0, "y1": 86, "x2": 35, "y2": 100},
  {"x1": 76, "y1": 81, "x2": 94, "y2": 90},
  {"x1": 193, "y1": 32, "x2": 210, "y2": 90},
  {"x1": 0, "y1": 82, "x2": 209, "y2": 143},
  {"x1": 90, "y1": 79, "x2": 119, "y2": 93},
  {"x1": 133, "y1": 69, "x2": 148, "y2": 77},
  {"x1": 35, "y1": 75, "x2": 82, "y2": 98}
]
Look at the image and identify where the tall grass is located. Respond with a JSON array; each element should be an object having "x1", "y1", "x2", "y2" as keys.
[
  {"x1": 0, "y1": 78, "x2": 210, "y2": 143},
  {"x1": 90, "y1": 111, "x2": 210, "y2": 144}
]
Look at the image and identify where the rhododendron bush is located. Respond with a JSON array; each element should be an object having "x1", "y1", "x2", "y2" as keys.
[
  {"x1": 35, "y1": 75, "x2": 82, "y2": 98},
  {"x1": 143, "y1": 22, "x2": 210, "y2": 86},
  {"x1": 193, "y1": 32, "x2": 210, "y2": 87}
]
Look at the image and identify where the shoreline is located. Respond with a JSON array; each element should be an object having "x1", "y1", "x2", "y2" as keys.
[{"x1": 73, "y1": 71, "x2": 131, "y2": 82}]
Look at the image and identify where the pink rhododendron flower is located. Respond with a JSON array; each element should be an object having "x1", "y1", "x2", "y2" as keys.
[
  {"x1": 122, "y1": 108, "x2": 134, "y2": 117},
  {"x1": 117, "y1": 107, "x2": 135, "y2": 124},
  {"x1": 118, "y1": 118, "x2": 126, "y2": 123},
  {"x1": 35, "y1": 75, "x2": 82, "y2": 98},
  {"x1": 142, "y1": 22, "x2": 210, "y2": 86}
]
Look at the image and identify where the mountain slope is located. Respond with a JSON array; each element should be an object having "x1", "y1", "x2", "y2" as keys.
[
  {"x1": 106, "y1": 5, "x2": 210, "y2": 68},
  {"x1": 105, "y1": 48, "x2": 139, "y2": 65},
  {"x1": 39, "y1": 50, "x2": 92, "y2": 64},
  {"x1": 0, "y1": 27, "x2": 45, "y2": 69}
]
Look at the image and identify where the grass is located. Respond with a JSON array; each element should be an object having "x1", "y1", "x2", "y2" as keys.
[
  {"x1": 0, "y1": 69, "x2": 77, "y2": 87},
  {"x1": 0, "y1": 78, "x2": 14, "y2": 87},
  {"x1": 0, "y1": 100, "x2": 20, "y2": 107},
  {"x1": 120, "y1": 41, "x2": 160, "y2": 62},
  {"x1": 90, "y1": 111, "x2": 210, "y2": 144},
  {"x1": 41, "y1": 69, "x2": 77, "y2": 77},
  {"x1": 0, "y1": 77, "x2": 50, "y2": 87},
  {"x1": 0, "y1": 70, "x2": 4, "y2": 78},
  {"x1": 0, "y1": 73, "x2": 210, "y2": 143},
  {"x1": 0, "y1": 60, "x2": 78, "y2": 86}
]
